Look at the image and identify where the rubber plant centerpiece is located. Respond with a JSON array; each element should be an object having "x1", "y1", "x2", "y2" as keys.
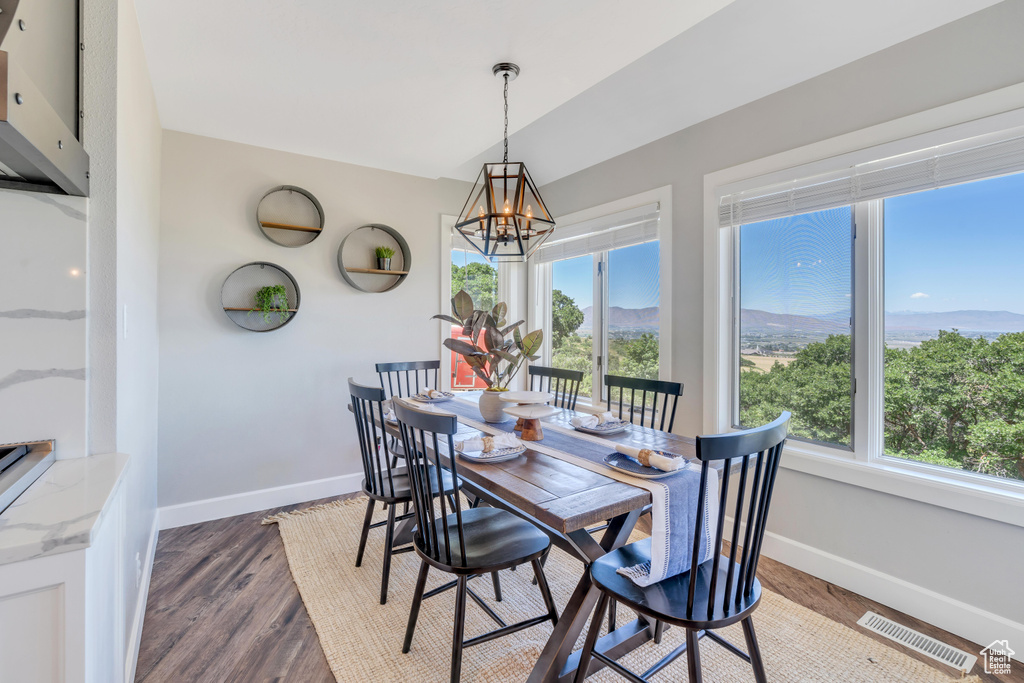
[{"x1": 434, "y1": 289, "x2": 543, "y2": 422}]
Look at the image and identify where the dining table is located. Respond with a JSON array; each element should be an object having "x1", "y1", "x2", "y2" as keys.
[{"x1": 368, "y1": 391, "x2": 708, "y2": 683}]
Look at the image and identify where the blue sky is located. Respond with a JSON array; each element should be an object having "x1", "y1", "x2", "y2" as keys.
[
  {"x1": 885, "y1": 171, "x2": 1024, "y2": 314},
  {"x1": 740, "y1": 207, "x2": 852, "y2": 317},
  {"x1": 552, "y1": 241, "x2": 660, "y2": 311},
  {"x1": 740, "y1": 171, "x2": 1024, "y2": 316}
]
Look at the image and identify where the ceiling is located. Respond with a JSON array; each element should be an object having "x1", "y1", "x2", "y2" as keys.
[{"x1": 136, "y1": 0, "x2": 1001, "y2": 185}]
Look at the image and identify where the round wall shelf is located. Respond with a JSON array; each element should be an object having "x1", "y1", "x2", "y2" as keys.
[
  {"x1": 337, "y1": 224, "x2": 411, "y2": 293},
  {"x1": 221, "y1": 261, "x2": 301, "y2": 332},
  {"x1": 256, "y1": 185, "x2": 325, "y2": 247}
]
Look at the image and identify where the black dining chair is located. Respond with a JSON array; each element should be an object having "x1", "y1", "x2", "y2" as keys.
[
  {"x1": 348, "y1": 378, "x2": 459, "y2": 605},
  {"x1": 528, "y1": 364, "x2": 584, "y2": 410},
  {"x1": 375, "y1": 360, "x2": 441, "y2": 458},
  {"x1": 394, "y1": 400, "x2": 560, "y2": 683},
  {"x1": 604, "y1": 374, "x2": 683, "y2": 432},
  {"x1": 573, "y1": 412, "x2": 791, "y2": 683},
  {"x1": 599, "y1": 374, "x2": 685, "y2": 630},
  {"x1": 376, "y1": 360, "x2": 441, "y2": 400}
]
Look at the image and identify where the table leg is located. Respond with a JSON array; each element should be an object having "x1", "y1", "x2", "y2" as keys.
[{"x1": 527, "y1": 509, "x2": 644, "y2": 683}]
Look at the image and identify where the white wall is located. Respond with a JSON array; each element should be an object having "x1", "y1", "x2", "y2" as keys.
[
  {"x1": 0, "y1": 190, "x2": 87, "y2": 455},
  {"x1": 157, "y1": 131, "x2": 469, "y2": 509},
  {"x1": 538, "y1": 1, "x2": 1024, "y2": 646},
  {"x1": 114, "y1": 0, "x2": 162, "y2": 670},
  {"x1": 82, "y1": 0, "x2": 163, "y2": 675}
]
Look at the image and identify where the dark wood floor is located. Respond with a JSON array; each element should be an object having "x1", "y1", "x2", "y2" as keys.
[{"x1": 135, "y1": 494, "x2": 1018, "y2": 682}]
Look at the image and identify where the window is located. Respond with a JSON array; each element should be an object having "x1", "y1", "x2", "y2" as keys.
[
  {"x1": 547, "y1": 242, "x2": 662, "y2": 401},
  {"x1": 449, "y1": 242, "x2": 498, "y2": 391},
  {"x1": 550, "y1": 254, "x2": 595, "y2": 399},
  {"x1": 532, "y1": 191, "x2": 671, "y2": 408},
  {"x1": 737, "y1": 208, "x2": 853, "y2": 447},
  {"x1": 606, "y1": 241, "x2": 661, "y2": 383},
  {"x1": 714, "y1": 122, "x2": 1024, "y2": 500},
  {"x1": 883, "y1": 172, "x2": 1024, "y2": 482}
]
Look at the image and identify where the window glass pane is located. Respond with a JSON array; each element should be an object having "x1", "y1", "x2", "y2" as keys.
[
  {"x1": 606, "y1": 241, "x2": 660, "y2": 406},
  {"x1": 450, "y1": 249, "x2": 496, "y2": 391},
  {"x1": 551, "y1": 255, "x2": 593, "y2": 399},
  {"x1": 884, "y1": 172, "x2": 1024, "y2": 482},
  {"x1": 738, "y1": 207, "x2": 853, "y2": 445}
]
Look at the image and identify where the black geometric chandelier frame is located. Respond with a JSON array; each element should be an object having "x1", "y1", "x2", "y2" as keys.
[{"x1": 455, "y1": 63, "x2": 556, "y2": 262}]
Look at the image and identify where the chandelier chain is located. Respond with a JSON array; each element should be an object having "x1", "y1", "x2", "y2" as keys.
[{"x1": 503, "y1": 73, "x2": 509, "y2": 164}]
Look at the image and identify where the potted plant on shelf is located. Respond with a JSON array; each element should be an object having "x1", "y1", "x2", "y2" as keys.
[
  {"x1": 251, "y1": 284, "x2": 291, "y2": 324},
  {"x1": 375, "y1": 245, "x2": 396, "y2": 271},
  {"x1": 433, "y1": 289, "x2": 543, "y2": 422}
]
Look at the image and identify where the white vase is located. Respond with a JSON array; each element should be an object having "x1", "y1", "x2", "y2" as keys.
[{"x1": 479, "y1": 390, "x2": 507, "y2": 423}]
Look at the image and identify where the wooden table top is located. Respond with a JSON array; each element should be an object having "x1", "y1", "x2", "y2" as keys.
[{"x1": 445, "y1": 396, "x2": 698, "y2": 536}]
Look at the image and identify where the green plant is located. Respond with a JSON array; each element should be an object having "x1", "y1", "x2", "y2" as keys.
[
  {"x1": 434, "y1": 289, "x2": 543, "y2": 391},
  {"x1": 375, "y1": 245, "x2": 396, "y2": 259},
  {"x1": 252, "y1": 284, "x2": 290, "y2": 324}
]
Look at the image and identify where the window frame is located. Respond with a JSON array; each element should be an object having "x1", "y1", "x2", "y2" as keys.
[
  {"x1": 529, "y1": 187, "x2": 673, "y2": 411},
  {"x1": 704, "y1": 89, "x2": 1024, "y2": 528},
  {"x1": 440, "y1": 214, "x2": 512, "y2": 392},
  {"x1": 731, "y1": 206, "x2": 857, "y2": 452}
]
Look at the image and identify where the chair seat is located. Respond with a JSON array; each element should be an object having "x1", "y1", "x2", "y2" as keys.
[
  {"x1": 364, "y1": 466, "x2": 458, "y2": 502},
  {"x1": 416, "y1": 507, "x2": 550, "y2": 574},
  {"x1": 591, "y1": 538, "x2": 761, "y2": 630}
]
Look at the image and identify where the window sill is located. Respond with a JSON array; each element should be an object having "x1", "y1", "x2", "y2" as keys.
[
  {"x1": 780, "y1": 442, "x2": 1024, "y2": 528},
  {"x1": 571, "y1": 399, "x2": 605, "y2": 416}
]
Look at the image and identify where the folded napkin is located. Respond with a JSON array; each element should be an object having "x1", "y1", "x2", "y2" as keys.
[
  {"x1": 418, "y1": 389, "x2": 446, "y2": 399},
  {"x1": 570, "y1": 411, "x2": 616, "y2": 429},
  {"x1": 456, "y1": 433, "x2": 521, "y2": 453},
  {"x1": 615, "y1": 444, "x2": 685, "y2": 472}
]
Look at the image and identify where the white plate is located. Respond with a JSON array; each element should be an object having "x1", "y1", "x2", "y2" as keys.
[
  {"x1": 602, "y1": 452, "x2": 681, "y2": 479},
  {"x1": 574, "y1": 419, "x2": 630, "y2": 435},
  {"x1": 456, "y1": 445, "x2": 526, "y2": 463},
  {"x1": 411, "y1": 391, "x2": 455, "y2": 403}
]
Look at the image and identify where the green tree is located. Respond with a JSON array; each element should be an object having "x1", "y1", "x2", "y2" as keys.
[
  {"x1": 551, "y1": 289, "x2": 584, "y2": 350},
  {"x1": 551, "y1": 333, "x2": 594, "y2": 397},
  {"x1": 740, "y1": 334, "x2": 852, "y2": 445},
  {"x1": 740, "y1": 329, "x2": 1024, "y2": 481},
  {"x1": 451, "y1": 261, "x2": 497, "y2": 312},
  {"x1": 610, "y1": 333, "x2": 659, "y2": 381}
]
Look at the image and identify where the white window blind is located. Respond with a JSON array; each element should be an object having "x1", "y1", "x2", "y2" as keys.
[
  {"x1": 719, "y1": 128, "x2": 1024, "y2": 227},
  {"x1": 536, "y1": 202, "x2": 659, "y2": 263}
]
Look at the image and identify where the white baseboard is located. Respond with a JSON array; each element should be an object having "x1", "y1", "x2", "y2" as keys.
[
  {"x1": 157, "y1": 472, "x2": 364, "y2": 530},
  {"x1": 723, "y1": 518, "x2": 1024, "y2": 665},
  {"x1": 124, "y1": 514, "x2": 159, "y2": 683}
]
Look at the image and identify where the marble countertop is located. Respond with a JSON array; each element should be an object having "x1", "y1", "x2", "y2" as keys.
[{"x1": 0, "y1": 452, "x2": 130, "y2": 565}]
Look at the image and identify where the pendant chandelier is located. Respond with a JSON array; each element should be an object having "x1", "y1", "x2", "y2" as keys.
[{"x1": 455, "y1": 63, "x2": 555, "y2": 262}]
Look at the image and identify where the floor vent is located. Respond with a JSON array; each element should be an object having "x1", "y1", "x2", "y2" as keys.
[{"x1": 857, "y1": 611, "x2": 977, "y2": 673}]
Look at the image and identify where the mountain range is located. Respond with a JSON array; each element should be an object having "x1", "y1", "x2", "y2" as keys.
[
  {"x1": 741, "y1": 308, "x2": 1024, "y2": 335},
  {"x1": 579, "y1": 305, "x2": 659, "y2": 330},
  {"x1": 884, "y1": 310, "x2": 1024, "y2": 332},
  {"x1": 574, "y1": 306, "x2": 1024, "y2": 335}
]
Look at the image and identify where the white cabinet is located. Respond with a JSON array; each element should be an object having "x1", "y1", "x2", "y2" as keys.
[{"x1": 0, "y1": 454, "x2": 130, "y2": 683}]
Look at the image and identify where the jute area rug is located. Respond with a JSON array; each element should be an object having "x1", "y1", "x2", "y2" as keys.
[{"x1": 264, "y1": 496, "x2": 977, "y2": 683}]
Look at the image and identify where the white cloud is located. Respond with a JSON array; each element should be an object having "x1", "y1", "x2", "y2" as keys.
[{"x1": 910, "y1": 292, "x2": 930, "y2": 299}]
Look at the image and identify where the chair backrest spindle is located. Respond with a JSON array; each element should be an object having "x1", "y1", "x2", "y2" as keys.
[
  {"x1": 686, "y1": 412, "x2": 790, "y2": 621},
  {"x1": 395, "y1": 400, "x2": 468, "y2": 568},
  {"x1": 604, "y1": 374, "x2": 683, "y2": 431},
  {"x1": 376, "y1": 360, "x2": 441, "y2": 400},
  {"x1": 348, "y1": 378, "x2": 401, "y2": 499},
  {"x1": 527, "y1": 365, "x2": 583, "y2": 410}
]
